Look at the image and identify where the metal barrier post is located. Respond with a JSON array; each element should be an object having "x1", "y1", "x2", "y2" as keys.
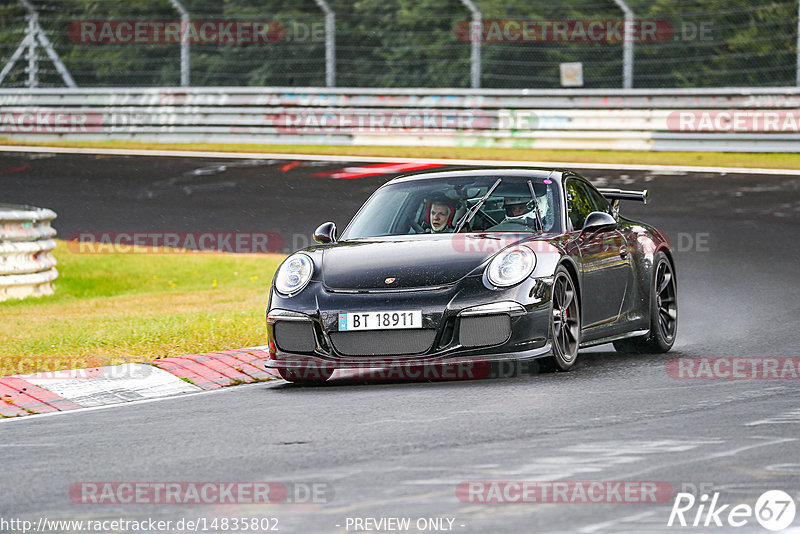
[
  {"x1": 1, "y1": 0, "x2": 77, "y2": 87},
  {"x1": 459, "y1": 0, "x2": 482, "y2": 89},
  {"x1": 26, "y1": 11, "x2": 37, "y2": 87},
  {"x1": 613, "y1": 0, "x2": 634, "y2": 89},
  {"x1": 314, "y1": 0, "x2": 336, "y2": 87},
  {"x1": 169, "y1": 0, "x2": 190, "y2": 87}
]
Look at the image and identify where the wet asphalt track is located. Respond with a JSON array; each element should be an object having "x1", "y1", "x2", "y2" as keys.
[{"x1": 1, "y1": 152, "x2": 800, "y2": 533}]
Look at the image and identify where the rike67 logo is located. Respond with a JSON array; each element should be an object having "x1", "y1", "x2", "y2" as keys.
[{"x1": 668, "y1": 490, "x2": 796, "y2": 531}]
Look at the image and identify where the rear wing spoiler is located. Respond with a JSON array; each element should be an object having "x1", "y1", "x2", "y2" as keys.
[{"x1": 598, "y1": 188, "x2": 650, "y2": 209}]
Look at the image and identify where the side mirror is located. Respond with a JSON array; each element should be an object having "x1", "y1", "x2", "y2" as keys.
[
  {"x1": 582, "y1": 211, "x2": 617, "y2": 232},
  {"x1": 313, "y1": 221, "x2": 337, "y2": 244}
]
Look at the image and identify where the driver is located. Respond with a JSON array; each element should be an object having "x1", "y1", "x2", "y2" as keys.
[
  {"x1": 503, "y1": 195, "x2": 548, "y2": 229},
  {"x1": 425, "y1": 193, "x2": 458, "y2": 233}
]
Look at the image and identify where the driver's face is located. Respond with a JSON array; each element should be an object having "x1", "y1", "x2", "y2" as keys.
[
  {"x1": 430, "y1": 204, "x2": 452, "y2": 230},
  {"x1": 508, "y1": 204, "x2": 527, "y2": 216}
]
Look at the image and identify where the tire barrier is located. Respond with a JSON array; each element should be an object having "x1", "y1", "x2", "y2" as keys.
[{"x1": 0, "y1": 204, "x2": 58, "y2": 301}]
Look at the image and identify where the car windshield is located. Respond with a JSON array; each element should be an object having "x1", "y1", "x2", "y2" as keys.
[{"x1": 341, "y1": 175, "x2": 562, "y2": 239}]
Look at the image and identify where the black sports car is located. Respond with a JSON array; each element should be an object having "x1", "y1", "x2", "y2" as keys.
[{"x1": 266, "y1": 169, "x2": 677, "y2": 383}]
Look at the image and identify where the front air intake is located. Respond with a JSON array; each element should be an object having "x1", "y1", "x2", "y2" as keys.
[
  {"x1": 459, "y1": 314, "x2": 512, "y2": 348},
  {"x1": 273, "y1": 321, "x2": 317, "y2": 353},
  {"x1": 329, "y1": 329, "x2": 436, "y2": 356}
]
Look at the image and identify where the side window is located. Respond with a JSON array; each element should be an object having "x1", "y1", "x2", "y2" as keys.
[
  {"x1": 565, "y1": 179, "x2": 594, "y2": 230},
  {"x1": 585, "y1": 183, "x2": 612, "y2": 214}
]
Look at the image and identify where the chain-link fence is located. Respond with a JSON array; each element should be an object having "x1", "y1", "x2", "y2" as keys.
[{"x1": 1, "y1": 0, "x2": 798, "y2": 89}]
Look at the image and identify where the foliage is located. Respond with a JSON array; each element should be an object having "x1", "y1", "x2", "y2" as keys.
[{"x1": 0, "y1": 0, "x2": 797, "y2": 88}]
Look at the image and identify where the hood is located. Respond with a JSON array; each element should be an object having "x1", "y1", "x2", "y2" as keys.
[{"x1": 321, "y1": 234, "x2": 530, "y2": 290}]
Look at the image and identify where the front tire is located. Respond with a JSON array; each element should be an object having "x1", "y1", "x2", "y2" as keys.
[
  {"x1": 614, "y1": 252, "x2": 677, "y2": 354},
  {"x1": 541, "y1": 266, "x2": 581, "y2": 371}
]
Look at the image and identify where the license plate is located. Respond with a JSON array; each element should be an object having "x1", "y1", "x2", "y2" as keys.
[{"x1": 338, "y1": 310, "x2": 422, "y2": 331}]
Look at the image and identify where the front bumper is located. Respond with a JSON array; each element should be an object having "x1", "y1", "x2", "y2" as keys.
[{"x1": 265, "y1": 275, "x2": 553, "y2": 371}]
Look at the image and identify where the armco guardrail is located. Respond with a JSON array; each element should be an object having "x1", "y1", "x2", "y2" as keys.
[
  {"x1": 0, "y1": 204, "x2": 58, "y2": 301},
  {"x1": 1, "y1": 87, "x2": 800, "y2": 152}
]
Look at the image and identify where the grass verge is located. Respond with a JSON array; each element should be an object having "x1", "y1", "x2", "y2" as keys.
[
  {"x1": 0, "y1": 240, "x2": 284, "y2": 375},
  {"x1": 1, "y1": 138, "x2": 800, "y2": 170}
]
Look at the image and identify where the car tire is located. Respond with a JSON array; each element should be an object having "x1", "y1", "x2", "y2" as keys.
[
  {"x1": 613, "y1": 251, "x2": 677, "y2": 354},
  {"x1": 540, "y1": 265, "x2": 581, "y2": 372},
  {"x1": 278, "y1": 365, "x2": 334, "y2": 385}
]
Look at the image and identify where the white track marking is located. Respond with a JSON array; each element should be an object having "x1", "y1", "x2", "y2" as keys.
[
  {"x1": 1, "y1": 145, "x2": 799, "y2": 176},
  {"x1": 746, "y1": 408, "x2": 800, "y2": 426},
  {"x1": 0, "y1": 381, "x2": 270, "y2": 424},
  {"x1": 616, "y1": 437, "x2": 796, "y2": 481},
  {"x1": 20, "y1": 363, "x2": 200, "y2": 407}
]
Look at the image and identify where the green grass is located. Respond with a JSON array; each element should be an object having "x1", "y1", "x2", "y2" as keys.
[
  {"x1": 0, "y1": 240, "x2": 285, "y2": 375},
  {"x1": 2, "y1": 138, "x2": 800, "y2": 169},
  {"x1": 3, "y1": 242, "x2": 279, "y2": 304}
]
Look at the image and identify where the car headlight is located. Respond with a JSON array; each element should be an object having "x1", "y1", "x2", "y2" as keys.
[
  {"x1": 274, "y1": 253, "x2": 314, "y2": 296},
  {"x1": 486, "y1": 246, "x2": 536, "y2": 287}
]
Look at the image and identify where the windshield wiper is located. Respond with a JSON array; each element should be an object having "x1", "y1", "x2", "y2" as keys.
[
  {"x1": 454, "y1": 178, "x2": 502, "y2": 233},
  {"x1": 527, "y1": 179, "x2": 543, "y2": 233}
]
